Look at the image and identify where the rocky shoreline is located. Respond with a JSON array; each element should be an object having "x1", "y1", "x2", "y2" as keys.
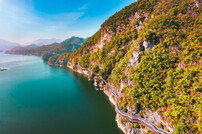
[
  {"x1": 66, "y1": 63, "x2": 173, "y2": 134},
  {"x1": 49, "y1": 62, "x2": 134, "y2": 133},
  {"x1": 68, "y1": 64, "x2": 134, "y2": 133},
  {"x1": 66, "y1": 63, "x2": 133, "y2": 133}
]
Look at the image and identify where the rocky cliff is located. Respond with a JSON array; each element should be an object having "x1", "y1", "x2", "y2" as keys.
[{"x1": 46, "y1": 0, "x2": 201, "y2": 133}]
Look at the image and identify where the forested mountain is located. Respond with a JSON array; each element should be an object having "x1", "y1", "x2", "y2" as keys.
[
  {"x1": 46, "y1": 0, "x2": 201, "y2": 133},
  {"x1": 6, "y1": 37, "x2": 85, "y2": 57}
]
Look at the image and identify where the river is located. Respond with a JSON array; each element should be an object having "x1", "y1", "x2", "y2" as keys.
[{"x1": 0, "y1": 52, "x2": 122, "y2": 134}]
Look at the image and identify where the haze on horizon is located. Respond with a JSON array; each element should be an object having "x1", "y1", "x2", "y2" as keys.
[{"x1": 0, "y1": 0, "x2": 134, "y2": 45}]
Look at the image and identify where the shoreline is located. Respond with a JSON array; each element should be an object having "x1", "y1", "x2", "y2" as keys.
[
  {"x1": 66, "y1": 63, "x2": 124, "y2": 132},
  {"x1": 66, "y1": 63, "x2": 169, "y2": 134},
  {"x1": 66, "y1": 63, "x2": 127, "y2": 133},
  {"x1": 5, "y1": 54, "x2": 171, "y2": 133}
]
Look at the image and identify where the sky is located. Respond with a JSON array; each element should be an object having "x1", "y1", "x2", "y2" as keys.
[{"x1": 0, "y1": 0, "x2": 135, "y2": 44}]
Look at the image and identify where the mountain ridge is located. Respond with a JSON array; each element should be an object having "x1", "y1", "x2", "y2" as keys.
[
  {"x1": 6, "y1": 36, "x2": 85, "y2": 56},
  {"x1": 0, "y1": 39, "x2": 20, "y2": 51},
  {"x1": 28, "y1": 38, "x2": 62, "y2": 46}
]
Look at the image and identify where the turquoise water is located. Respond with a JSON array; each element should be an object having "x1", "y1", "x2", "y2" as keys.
[{"x1": 0, "y1": 53, "x2": 122, "y2": 134}]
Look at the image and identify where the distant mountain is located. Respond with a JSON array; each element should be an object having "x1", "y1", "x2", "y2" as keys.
[
  {"x1": 0, "y1": 39, "x2": 20, "y2": 51},
  {"x1": 6, "y1": 42, "x2": 59, "y2": 55},
  {"x1": 30, "y1": 38, "x2": 62, "y2": 46},
  {"x1": 6, "y1": 37, "x2": 86, "y2": 57},
  {"x1": 25, "y1": 44, "x2": 39, "y2": 49},
  {"x1": 42, "y1": 37, "x2": 87, "y2": 65},
  {"x1": 61, "y1": 36, "x2": 85, "y2": 45},
  {"x1": 10, "y1": 44, "x2": 38, "y2": 51}
]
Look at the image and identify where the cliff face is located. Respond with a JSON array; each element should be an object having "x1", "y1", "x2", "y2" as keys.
[{"x1": 49, "y1": 0, "x2": 201, "y2": 133}]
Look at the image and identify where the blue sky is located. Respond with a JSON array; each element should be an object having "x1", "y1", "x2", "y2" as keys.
[{"x1": 0, "y1": 0, "x2": 135, "y2": 44}]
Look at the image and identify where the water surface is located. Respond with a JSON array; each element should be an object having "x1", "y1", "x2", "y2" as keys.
[{"x1": 0, "y1": 53, "x2": 122, "y2": 134}]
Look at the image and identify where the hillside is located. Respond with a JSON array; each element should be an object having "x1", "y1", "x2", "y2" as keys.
[
  {"x1": 6, "y1": 37, "x2": 85, "y2": 57},
  {"x1": 45, "y1": 0, "x2": 201, "y2": 133}
]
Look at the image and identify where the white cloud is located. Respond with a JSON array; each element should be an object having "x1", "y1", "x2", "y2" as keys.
[
  {"x1": 0, "y1": 0, "x2": 85, "y2": 44},
  {"x1": 78, "y1": 4, "x2": 89, "y2": 10}
]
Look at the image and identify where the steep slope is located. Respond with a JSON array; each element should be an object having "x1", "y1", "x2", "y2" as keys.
[{"x1": 59, "y1": 0, "x2": 201, "y2": 133}]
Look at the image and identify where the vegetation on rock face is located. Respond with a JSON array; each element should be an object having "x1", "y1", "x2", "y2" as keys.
[
  {"x1": 101, "y1": 0, "x2": 158, "y2": 32},
  {"x1": 47, "y1": 53, "x2": 70, "y2": 66},
  {"x1": 43, "y1": 0, "x2": 202, "y2": 133},
  {"x1": 68, "y1": 30, "x2": 101, "y2": 64}
]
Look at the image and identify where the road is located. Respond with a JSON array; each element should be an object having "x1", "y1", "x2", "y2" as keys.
[{"x1": 68, "y1": 62, "x2": 170, "y2": 134}]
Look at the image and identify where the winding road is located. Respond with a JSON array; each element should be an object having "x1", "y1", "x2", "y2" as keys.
[{"x1": 68, "y1": 62, "x2": 170, "y2": 134}]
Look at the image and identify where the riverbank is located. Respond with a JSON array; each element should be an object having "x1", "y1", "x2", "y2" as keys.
[{"x1": 66, "y1": 62, "x2": 170, "y2": 134}]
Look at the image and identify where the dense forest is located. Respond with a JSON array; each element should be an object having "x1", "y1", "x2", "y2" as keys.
[{"x1": 42, "y1": 0, "x2": 201, "y2": 133}]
